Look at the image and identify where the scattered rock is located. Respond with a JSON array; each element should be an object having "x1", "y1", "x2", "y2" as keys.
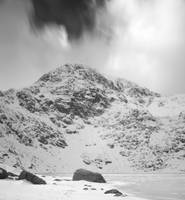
[
  {"x1": 38, "y1": 136, "x2": 48, "y2": 145},
  {"x1": 65, "y1": 127, "x2": 78, "y2": 134},
  {"x1": 95, "y1": 158, "x2": 103, "y2": 163},
  {"x1": 83, "y1": 159, "x2": 91, "y2": 165},
  {"x1": 63, "y1": 117, "x2": 73, "y2": 125},
  {"x1": 72, "y1": 169, "x2": 106, "y2": 183},
  {"x1": 0, "y1": 168, "x2": 8, "y2": 179},
  {"x1": 28, "y1": 163, "x2": 35, "y2": 169},
  {"x1": 63, "y1": 179, "x2": 71, "y2": 181},
  {"x1": 54, "y1": 178, "x2": 62, "y2": 181},
  {"x1": 84, "y1": 184, "x2": 91, "y2": 187},
  {"x1": 107, "y1": 144, "x2": 115, "y2": 149},
  {"x1": 2, "y1": 153, "x2": 9, "y2": 157},
  {"x1": 179, "y1": 111, "x2": 185, "y2": 120},
  {"x1": 120, "y1": 151, "x2": 130, "y2": 157},
  {"x1": 16, "y1": 90, "x2": 39, "y2": 113},
  {"x1": 55, "y1": 139, "x2": 67, "y2": 148},
  {"x1": 84, "y1": 120, "x2": 91, "y2": 124},
  {"x1": 18, "y1": 170, "x2": 47, "y2": 184},
  {"x1": 0, "y1": 114, "x2": 7, "y2": 124},
  {"x1": 0, "y1": 90, "x2": 4, "y2": 97},
  {"x1": 105, "y1": 160, "x2": 112, "y2": 165},
  {"x1": 104, "y1": 189, "x2": 125, "y2": 197}
]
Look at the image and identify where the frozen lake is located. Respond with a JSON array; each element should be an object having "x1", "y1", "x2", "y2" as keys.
[{"x1": 105, "y1": 174, "x2": 185, "y2": 200}]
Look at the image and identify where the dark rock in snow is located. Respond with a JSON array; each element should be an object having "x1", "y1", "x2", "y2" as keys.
[
  {"x1": 104, "y1": 189, "x2": 125, "y2": 197},
  {"x1": 65, "y1": 128, "x2": 78, "y2": 134},
  {"x1": 7, "y1": 172, "x2": 18, "y2": 178},
  {"x1": 83, "y1": 159, "x2": 91, "y2": 165},
  {"x1": 0, "y1": 168, "x2": 8, "y2": 179},
  {"x1": 73, "y1": 168, "x2": 106, "y2": 183},
  {"x1": 0, "y1": 114, "x2": 7, "y2": 124},
  {"x1": 63, "y1": 117, "x2": 73, "y2": 125},
  {"x1": 107, "y1": 144, "x2": 114, "y2": 149},
  {"x1": 54, "y1": 178, "x2": 62, "y2": 182},
  {"x1": 56, "y1": 139, "x2": 67, "y2": 148},
  {"x1": 0, "y1": 91, "x2": 4, "y2": 97},
  {"x1": 16, "y1": 90, "x2": 39, "y2": 113},
  {"x1": 18, "y1": 170, "x2": 46, "y2": 184},
  {"x1": 105, "y1": 160, "x2": 112, "y2": 165},
  {"x1": 38, "y1": 136, "x2": 48, "y2": 145}
]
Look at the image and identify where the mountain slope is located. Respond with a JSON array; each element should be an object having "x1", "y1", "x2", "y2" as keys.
[{"x1": 0, "y1": 64, "x2": 185, "y2": 173}]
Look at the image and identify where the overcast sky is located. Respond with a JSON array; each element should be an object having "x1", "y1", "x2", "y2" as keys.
[{"x1": 0, "y1": 0, "x2": 185, "y2": 95}]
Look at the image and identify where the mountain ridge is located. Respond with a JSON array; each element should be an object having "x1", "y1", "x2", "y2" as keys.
[{"x1": 0, "y1": 64, "x2": 184, "y2": 173}]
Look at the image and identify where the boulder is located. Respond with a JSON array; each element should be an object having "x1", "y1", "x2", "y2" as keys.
[
  {"x1": 63, "y1": 117, "x2": 73, "y2": 125},
  {"x1": 18, "y1": 170, "x2": 46, "y2": 184},
  {"x1": 72, "y1": 169, "x2": 106, "y2": 183},
  {"x1": 0, "y1": 168, "x2": 8, "y2": 179},
  {"x1": 65, "y1": 127, "x2": 78, "y2": 134},
  {"x1": 104, "y1": 189, "x2": 124, "y2": 197}
]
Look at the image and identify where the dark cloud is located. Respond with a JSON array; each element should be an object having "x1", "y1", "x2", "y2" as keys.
[
  {"x1": 0, "y1": 0, "x2": 5, "y2": 5},
  {"x1": 30, "y1": 0, "x2": 107, "y2": 40}
]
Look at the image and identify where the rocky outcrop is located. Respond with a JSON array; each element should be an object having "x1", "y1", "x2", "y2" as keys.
[
  {"x1": 0, "y1": 168, "x2": 8, "y2": 179},
  {"x1": 72, "y1": 169, "x2": 106, "y2": 183},
  {"x1": 18, "y1": 170, "x2": 46, "y2": 184},
  {"x1": 16, "y1": 90, "x2": 40, "y2": 113}
]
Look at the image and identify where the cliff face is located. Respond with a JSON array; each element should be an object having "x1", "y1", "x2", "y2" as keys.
[{"x1": 0, "y1": 64, "x2": 184, "y2": 173}]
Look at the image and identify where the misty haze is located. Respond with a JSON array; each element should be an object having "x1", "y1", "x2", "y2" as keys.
[{"x1": 0, "y1": 0, "x2": 185, "y2": 200}]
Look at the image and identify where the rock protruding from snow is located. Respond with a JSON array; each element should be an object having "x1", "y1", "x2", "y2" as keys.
[
  {"x1": 0, "y1": 168, "x2": 8, "y2": 179},
  {"x1": 18, "y1": 170, "x2": 46, "y2": 184},
  {"x1": 0, "y1": 91, "x2": 4, "y2": 97},
  {"x1": 72, "y1": 169, "x2": 106, "y2": 183},
  {"x1": 104, "y1": 189, "x2": 126, "y2": 197}
]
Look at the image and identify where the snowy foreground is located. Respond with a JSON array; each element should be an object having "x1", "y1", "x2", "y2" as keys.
[{"x1": 0, "y1": 175, "x2": 147, "y2": 200}]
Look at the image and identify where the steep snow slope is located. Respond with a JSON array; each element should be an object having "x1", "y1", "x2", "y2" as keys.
[{"x1": 0, "y1": 64, "x2": 184, "y2": 173}]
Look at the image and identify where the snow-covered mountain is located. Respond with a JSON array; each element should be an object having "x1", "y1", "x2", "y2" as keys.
[{"x1": 0, "y1": 64, "x2": 185, "y2": 173}]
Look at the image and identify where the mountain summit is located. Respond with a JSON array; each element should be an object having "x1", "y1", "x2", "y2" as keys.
[{"x1": 0, "y1": 64, "x2": 185, "y2": 173}]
